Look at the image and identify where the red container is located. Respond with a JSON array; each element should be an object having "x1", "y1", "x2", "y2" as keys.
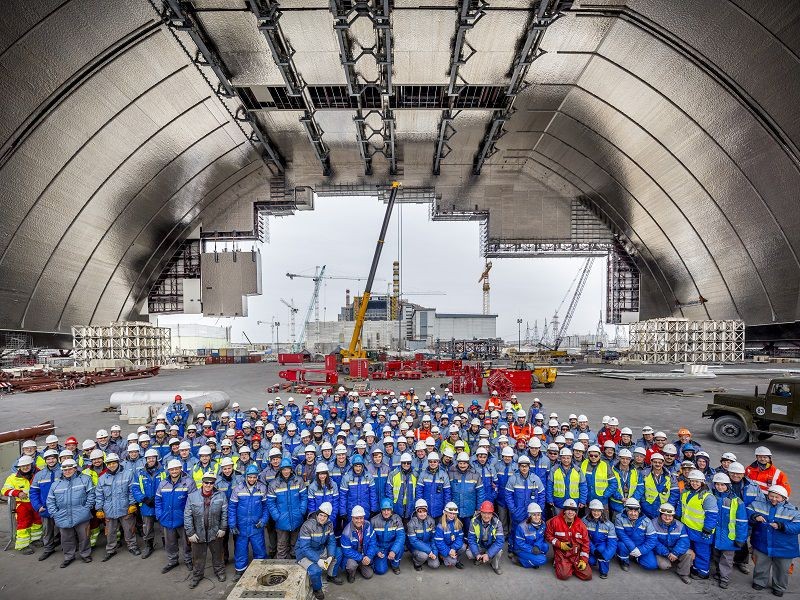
[
  {"x1": 385, "y1": 360, "x2": 402, "y2": 372},
  {"x1": 325, "y1": 354, "x2": 338, "y2": 372},
  {"x1": 349, "y1": 359, "x2": 370, "y2": 379},
  {"x1": 503, "y1": 369, "x2": 532, "y2": 393},
  {"x1": 278, "y1": 353, "x2": 304, "y2": 365}
]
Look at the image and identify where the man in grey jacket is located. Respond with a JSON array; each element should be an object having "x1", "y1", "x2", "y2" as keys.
[{"x1": 184, "y1": 471, "x2": 228, "y2": 588}]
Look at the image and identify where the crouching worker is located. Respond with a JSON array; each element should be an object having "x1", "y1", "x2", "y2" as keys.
[
  {"x1": 652, "y1": 503, "x2": 693, "y2": 584},
  {"x1": 514, "y1": 502, "x2": 548, "y2": 569},
  {"x1": 585, "y1": 499, "x2": 617, "y2": 578},
  {"x1": 407, "y1": 498, "x2": 440, "y2": 570},
  {"x1": 435, "y1": 502, "x2": 466, "y2": 568},
  {"x1": 296, "y1": 502, "x2": 343, "y2": 600},
  {"x1": 341, "y1": 505, "x2": 377, "y2": 582},
  {"x1": 467, "y1": 500, "x2": 505, "y2": 575},
  {"x1": 371, "y1": 498, "x2": 405, "y2": 574},
  {"x1": 545, "y1": 498, "x2": 591, "y2": 580}
]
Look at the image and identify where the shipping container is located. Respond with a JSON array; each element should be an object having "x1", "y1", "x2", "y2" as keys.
[
  {"x1": 349, "y1": 358, "x2": 370, "y2": 379},
  {"x1": 278, "y1": 353, "x2": 304, "y2": 365}
]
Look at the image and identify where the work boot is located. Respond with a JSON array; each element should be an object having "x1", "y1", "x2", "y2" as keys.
[
  {"x1": 492, "y1": 565, "x2": 503, "y2": 575},
  {"x1": 772, "y1": 590, "x2": 784, "y2": 597},
  {"x1": 141, "y1": 542, "x2": 154, "y2": 559},
  {"x1": 129, "y1": 546, "x2": 141, "y2": 556},
  {"x1": 620, "y1": 561, "x2": 630, "y2": 572},
  {"x1": 186, "y1": 560, "x2": 193, "y2": 570},
  {"x1": 391, "y1": 565, "x2": 401, "y2": 574},
  {"x1": 735, "y1": 563, "x2": 751, "y2": 575},
  {"x1": 455, "y1": 562, "x2": 464, "y2": 570},
  {"x1": 413, "y1": 562, "x2": 422, "y2": 572},
  {"x1": 161, "y1": 562, "x2": 178, "y2": 574},
  {"x1": 39, "y1": 550, "x2": 55, "y2": 561},
  {"x1": 346, "y1": 570, "x2": 356, "y2": 583},
  {"x1": 188, "y1": 579, "x2": 200, "y2": 589},
  {"x1": 102, "y1": 551, "x2": 116, "y2": 562},
  {"x1": 326, "y1": 574, "x2": 343, "y2": 585},
  {"x1": 680, "y1": 575, "x2": 691, "y2": 584},
  {"x1": 313, "y1": 591, "x2": 324, "y2": 600},
  {"x1": 233, "y1": 570, "x2": 244, "y2": 582},
  {"x1": 719, "y1": 579, "x2": 729, "y2": 589},
  {"x1": 217, "y1": 573, "x2": 226, "y2": 582},
  {"x1": 20, "y1": 546, "x2": 34, "y2": 555},
  {"x1": 690, "y1": 571, "x2": 708, "y2": 580},
  {"x1": 753, "y1": 584, "x2": 766, "y2": 591},
  {"x1": 60, "y1": 558, "x2": 74, "y2": 568},
  {"x1": 80, "y1": 556, "x2": 92, "y2": 563},
  {"x1": 599, "y1": 572, "x2": 607, "y2": 579}
]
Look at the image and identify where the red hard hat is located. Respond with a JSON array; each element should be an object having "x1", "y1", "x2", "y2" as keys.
[
  {"x1": 235, "y1": 430, "x2": 244, "y2": 438},
  {"x1": 480, "y1": 501, "x2": 495, "y2": 513},
  {"x1": 65, "y1": 436, "x2": 78, "y2": 445},
  {"x1": 175, "y1": 394, "x2": 182, "y2": 402},
  {"x1": 251, "y1": 434, "x2": 261, "y2": 442}
]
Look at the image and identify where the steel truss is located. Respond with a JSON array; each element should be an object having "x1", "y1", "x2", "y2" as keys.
[
  {"x1": 331, "y1": 0, "x2": 397, "y2": 176},
  {"x1": 473, "y1": 0, "x2": 571, "y2": 175},
  {"x1": 435, "y1": 338, "x2": 502, "y2": 359},
  {"x1": 163, "y1": 0, "x2": 284, "y2": 173},
  {"x1": 485, "y1": 241, "x2": 611, "y2": 258},
  {"x1": 606, "y1": 238, "x2": 640, "y2": 324},
  {"x1": 629, "y1": 318, "x2": 744, "y2": 364},
  {"x1": 247, "y1": 0, "x2": 331, "y2": 176}
]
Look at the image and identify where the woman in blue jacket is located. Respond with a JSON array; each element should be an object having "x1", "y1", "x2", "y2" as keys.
[
  {"x1": 513, "y1": 502, "x2": 548, "y2": 569},
  {"x1": 748, "y1": 484, "x2": 800, "y2": 596},
  {"x1": 585, "y1": 499, "x2": 618, "y2": 578},
  {"x1": 435, "y1": 501, "x2": 465, "y2": 568},
  {"x1": 307, "y1": 464, "x2": 339, "y2": 522},
  {"x1": 710, "y1": 472, "x2": 747, "y2": 589}
]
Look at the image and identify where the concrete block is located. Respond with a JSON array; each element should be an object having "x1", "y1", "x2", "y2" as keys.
[{"x1": 226, "y1": 560, "x2": 310, "y2": 600}]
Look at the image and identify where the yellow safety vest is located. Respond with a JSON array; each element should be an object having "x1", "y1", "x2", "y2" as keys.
[
  {"x1": 552, "y1": 467, "x2": 581, "y2": 499},
  {"x1": 1, "y1": 472, "x2": 33, "y2": 503},
  {"x1": 581, "y1": 459, "x2": 610, "y2": 496},
  {"x1": 391, "y1": 470, "x2": 417, "y2": 504},
  {"x1": 680, "y1": 489, "x2": 709, "y2": 532},
  {"x1": 722, "y1": 496, "x2": 739, "y2": 541},
  {"x1": 644, "y1": 472, "x2": 671, "y2": 504},
  {"x1": 192, "y1": 461, "x2": 219, "y2": 487},
  {"x1": 614, "y1": 467, "x2": 639, "y2": 498}
]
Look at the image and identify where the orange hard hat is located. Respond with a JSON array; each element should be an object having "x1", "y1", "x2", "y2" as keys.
[{"x1": 677, "y1": 428, "x2": 691, "y2": 436}]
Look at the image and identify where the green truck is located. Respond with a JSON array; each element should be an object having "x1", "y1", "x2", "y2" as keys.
[{"x1": 703, "y1": 378, "x2": 799, "y2": 444}]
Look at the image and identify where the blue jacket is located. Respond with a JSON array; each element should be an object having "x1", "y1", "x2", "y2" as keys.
[
  {"x1": 415, "y1": 468, "x2": 451, "y2": 518},
  {"x1": 307, "y1": 480, "x2": 339, "y2": 521},
  {"x1": 371, "y1": 513, "x2": 406, "y2": 555},
  {"x1": 581, "y1": 459, "x2": 618, "y2": 506},
  {"x1": 96, "y1": 465, "x2": 135, "y2": 518},
  {"x1": 328, "y1": 460, "x2": 350, "y2": 489},
  {"x1": 471, "y1": 461, "x2": 497, "y2": 504},
  {"x1": 214, "y1": 472, "x2": 237, "y2": 502},
  {"x1": 341, "y1": 520, "x2": 377, "y2": 562},
  {"x1": 614, "y1": 513, "x2": 657, "y2": 554},
  {"x1": 435, "y1": 519, "x2": 465, "y2": 556},
  {"x1": 748, "y1": 498, "x2": 800, "y2": 559},
  {"x1": 467, "y1": 514, "x2": 504, "y2": 558},
  {"x1": 296, "y1": 513, "x2": 337, "y2": 562},
  {"x1": 131, "y1": 464, "x2": 165, "y2": 517},
  {"x1": 449, "y1": 466, "x2": 485, "y2": 519},
  {"x1": 155, "y1": 474, "x2": 195, "y2": 529},
  {"x1": 339, "y1": 470, "x2": 377, "y2": 518},
  {"x1": 610, "y1": 467, "x2": 644, "y2": 513},
  {"x1": 652, "y1": 517, "x2": 690, "y2": 556},
  {"x1": 166, "y1": 402, "x2": 189, "y2": 435},
  {"x1": 730, "y1": 477, "x2": 763, "y2": 507},
  {"x1": 46, "y1": 473, "x2": 95, "y2": 528},
  {"x1": 494, "y1": 460, "x2": 517, "y2": 508},
  {"x1": 30, "y1": 465, "x2": 61, "y2": 518},
  {"x1": 504, "y1": 472, "x2": 545, "y2": 523},
  {"x1": 713, "y1": 490, "x2": 748, "y2": 551},
  {"x1": 585, "y1": 517, "x2": 618, "y2": 560},
  {"x1": 514, "y1": 520, "x2": 548, "y2": 556},
  {"x1": 641, "y1": 470, "x2": 679, "y2": 519},
  {"x1": 407, "y1": 514, "x2": 437, "y2": 554},
  {"x1": 267, "y1": 473, "x2": 307, "y2": 531},
  {"x1": 368, "y1": 462, "x2": 391, "y2": 503},
  {"x1": 229, "y1": 481, "x2": 269, "y2": 533},
  {"x1": 525, "y1": 453, "x2": 550, "y2": 483},
  {"x1": 386, "y1": 468, "x2": 416, "y2": 519}
]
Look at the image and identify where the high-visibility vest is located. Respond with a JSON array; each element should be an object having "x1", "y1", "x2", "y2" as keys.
[
  {"x1": 192, "y1": 461, "x2": 219, "y2": 487},
  {"x1": 680, "y1": 489, "x2": 709, "y2": 532},
  {"x1": 615, "y1": 467, "x2": 639, "y2": 498},
  {"x1": 1, "y1": 472, "x2": 33, "y2": 503},
  {"x1": 644, "y1": 472, "x2": 671, "y2": 504},
  {"x1": 581, "y1": 459, "x2": 610, "y2": 496},
  {"x1": 722, "y1": 496, "x2": 739, "y2": 541},
  {"x1": 552, "y1": 467, "x2": 581, "y2": 499},
  {"x1": 391, "y1": 470, "x2": 416, "y2": 504}
]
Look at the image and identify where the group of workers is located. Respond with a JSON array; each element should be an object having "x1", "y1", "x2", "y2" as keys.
[{"x1": 2, "y1": 387, "x2": 799, "y2": 598}]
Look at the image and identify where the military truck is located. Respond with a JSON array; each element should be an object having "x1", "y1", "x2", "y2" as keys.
[{"x1": 703, "y1": 378, "x2": 800, "y2": 444}]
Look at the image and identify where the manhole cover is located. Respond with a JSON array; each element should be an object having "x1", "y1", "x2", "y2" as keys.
[{"x1": 258, "y1": 570, "x2": 288, "y2": 587}]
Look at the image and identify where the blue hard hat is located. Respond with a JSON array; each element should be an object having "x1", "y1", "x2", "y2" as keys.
[
  {"x1": 380, "y1": 498, "x2": 393, "y2": 510},
  {"x1": 245, "y1": 464, "x2": 260, "y2": 476},
  {"x1": 682, "y1": 443, "x2": 695, "y2": 453},
  {"x1": 351, "y1": 455, "x2": 364, "y2": 466},
  {"x1": 280, "y1": 457, "x2": 293, "y2": 469}
]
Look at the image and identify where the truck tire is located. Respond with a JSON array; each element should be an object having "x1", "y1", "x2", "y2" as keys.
[{"x1": 712, "y1": 415, "x2": 748, "y2": 444}]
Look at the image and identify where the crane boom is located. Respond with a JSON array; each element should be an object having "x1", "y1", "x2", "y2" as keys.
[
  {"x1": 342, "y1": 182, "x2": 401, "y2": 361},
  {"x1": 552, "y1": 257, "x2": 594, "y2": 350},
  {"x1": 297, "y1": 265, "x2": 326, "y2": 349}
]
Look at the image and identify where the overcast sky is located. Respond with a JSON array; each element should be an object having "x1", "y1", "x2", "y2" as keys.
[{"x1": 159, "y1": 195, "x2": 612, "y2": 344}]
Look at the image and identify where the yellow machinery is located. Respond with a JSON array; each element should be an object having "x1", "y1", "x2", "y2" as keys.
[
  {"x1": 341, "y1": 182, "x2": 401, "y2": 363},
  {"x1": 512, "y1": 360, "x2": 558, "y2": 388}
]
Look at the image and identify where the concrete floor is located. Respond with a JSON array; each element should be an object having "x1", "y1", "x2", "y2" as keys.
[{"x1": 1, "y1": 362, "x2": 794, "y2": 599}]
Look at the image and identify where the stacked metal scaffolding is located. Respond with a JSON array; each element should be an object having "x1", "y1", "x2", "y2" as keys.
[
  {"x1": 72, "y1": 322, "x2": 171, "y2": 367},
  {"x1": 629, "y1": 318, "x2": 744, "y2": 363}
]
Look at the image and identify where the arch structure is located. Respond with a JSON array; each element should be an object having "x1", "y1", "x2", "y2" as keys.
[{"x1": 1, "y1": 0, "x2": 798, "y2": 335}]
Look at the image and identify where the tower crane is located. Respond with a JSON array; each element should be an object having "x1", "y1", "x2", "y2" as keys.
[
  {"x1": 544, "y1": 257, "x2": 595, "y2": 351},
  {"x1": 478, "y1": 261, "x2": 492, "y2": 315},
  {"x1": 296, "y1": 265, "x2": 326, "y2": 349},
  {"x1": 280, "y1": 298, "x2": 299, "y2": 350}
]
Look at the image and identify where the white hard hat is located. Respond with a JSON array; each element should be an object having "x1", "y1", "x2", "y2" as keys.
[
  {"x1": 125, "y1": 444, "x2": 140, "y2": 454},
  {"x1": 96, "y1": 429, "x2": 109, "y2": 438},
  {"x1": 728, "y1": 461, "x2": 746, "y2": 474},
  {"x1": 428, "y1": 452, "x2": 440, "y2": 461},
  {"x1": 167, "y1": 459, "x2": 182, "y2": 470},
  {"x1": 754, "y1": 446, "x2": 772, "y2": 457},
  {"x1": 476, "y1": 447, "x2": 488, "y2": 455},
  {"x1": 154, "y1": 424, "x2": 166, "y2": 432},
  {"x1": 624, "y1": 498, "x2": 641, "y2": 509},
  {"x1": 588, "y1": 499, "x2": 604, "y2": 511},
  {"x1": 516, "y1": 409, "x2": 526, "y2": 418},
  {"x1": 239, "y1": 446, "x2": 251, "y2": 454},
  {"x1": 304, "y1": 444, "x2": 317, "y2": 453},
  {"x1": 572, "y1": 442, "x2": 585, "y2": 452},
  {"x1": 46, "y1": 435, "x2": 59, "y2": 444},
  {"x1": 587, "y1": 445, "x2": 601, "y2": 453},
  {"x1": 654, "y1": 431, "x2": 667, "y2": 439},
  {"x1": 110, "y1": 425, "x2": 120, "y2": 432},
  {"x1": 548, "y1": 419, "x2": 559, "y2": 427},
  {"x1": 659, "y1": 503, "x2": 676, "y2": 515},
  {"x1": 316, "y1": 463, "x2": 329, "y2": 473},
  {"x1": 712, "y1": 472, "x2": 731, "y2": 484},
  {"x1": 221, "y1": 439, "x2": 233, "y2": 447},
  {"x1": 602, "y1": 416, "x2": 610, "y2": 424},
  {"x1": 444, "y1": 501, "x2": 458, "y2": 513},
  {"x1": 127, "y1": 433, "x2": 138, "y2": 441},
  {"x1": 145, "y1": 449, "x2": 159, "y2": 458},
  {"x1": 168, "y1": 438, "x2": 181, "y2": 446},
  {"x1": 22, "y1": 440, "x2": 37, "y2": 449},
  {"x1": 603, "y1": 440, "x2": 617, "y2": 449},
  {"x1": 528, "y1": 437, "x2": 541, "y2": 448},
  {"x1": 562, "y1": 499, "x2": 578, "y2": 509},
  {"x1": 198, "y1": 445, "x2": 212, "y2": 456},
  {"x1": 662, "y1": 444, "x2": 677, "y2": 455},
  {"x1": 89, "y1": 449, "x2": 104, "y2": 460},
  {"x1": 554, "y1": 436, "x2": 566, "y2": 445},
  {"x1": 268, "y1": 448, "x2": 282, "y2": 458},
  {"x1": 43, "y1": 449, "x2": 59, "y2": 458},
  {"x1": 650, "y1": 452, "x2": 664, "y2": 461},
  {"x1": 351, "y1": 505, "x2": 366, "y2": 517},
  {"x1": 271, "y1": 435, "x2": 282, "y2": 443},
  {"x1": 501, "y1": 447, "x2": 515, "y2": 457},
  {"x1": 355, "y1": 440, "x2": 367, "y2": 449},
  {"x1": 687, "y1": 469, "x2": 706, "y2": 481},
  {"x1": 318, "y1": 502, "x2": 333, "y2": 516},
  {"x1": 547, "y1": 443, "x2": 559, "y2": 452},
  {"x1": 17, "y1": 455, "x2": 35, "y2": 467},
  {"x1": 527, "y1": 502, "x2": 542, "y2": 514},
  {"x1": 138, "y1": 434, "x2": 150, "y2": 442},
  {"x1": 517, "y1": 455, "x2": 530, "y2": 465},
  {"x1": 61, "y1": 459, "x2": 77, "y2": 469},
  {"x1": 721, "y1": 452, "x2": 737, "y2": 462},
  {"x1": 105, "y1": 453, "x2": 120, "y2": 463},
  {"x1": 618, "y1": 449, "x2": 632, "y2": 459},
  {"x1": 608, "y1": 417, "x2": 619, "y2": 426},
  {"x1": 414, "y1": 499, "x2": 428, "y2": 509},
  {"x1": 400, "y1": 453, "x2": 413, "y2": 462},
  {"x1": 456, "y1": 452, "x2": 470, "y2": 462},
  {"x1": 769, "y1": 484, "x2": 789, "y2": 499},
  {"x1": 178, "y1": 441, "x2": 191, "y2": 450},
  {"x1": 219, "y1": 457, "x2": 234, "y2": 467},
  {"x1": 620, "y1": 427, "x2": 633, "y2": 436},
  {"x1": 568, "y1": 414, "x2": 577, "y2": 420},
  {"x1": 559, "y1": 448, "x2": 572, "y2": 457}
]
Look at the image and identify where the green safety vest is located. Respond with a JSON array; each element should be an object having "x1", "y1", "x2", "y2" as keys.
[
  {"x1": 552, "y1": 467, "x2": 581, "y2": 499},
  {"x1": 581, "y1": 459, "x2": 610, "y2": 496},
  {"x1": 722, "y1": 496, "x2": 740, "y2": 540},
  {"x1": 680, "y1": 489, "x2": 709, "y2": 532},
  {"x1": 192, "y1": 461, "x2": 219, "y2": 487},
  {"x1": 644, "y1": 472, "x2": 671, "y2": 504},
  {"x1": 391, "y1": 470, "x2": 417, "y2": 504}
]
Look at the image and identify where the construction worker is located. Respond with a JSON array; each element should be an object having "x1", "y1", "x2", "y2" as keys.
[
  {"x1": 191, "y1": 445, "x2": 218, "y2": 486},
  {"x1": 513, "y1": 502, "x2": 548, "y2": 569},
  {"x1": 296, "y1": 502, "x2": 343, "y2": 599},
  {"x1": 308, "y1": 463, "x2": 339, "y2": 521},
  {"x1": 547, "y1": 447, "x2": 588, "y2": 514},
  {"x1": 435, "y1": 501, "x2": 465, "y2": 568},
  {"x1": 185, "y1": 471, "x2": 227, "y2": 588},
  {"x1": 2, "y1": 454, "x2": 42, "y2": 554},
  {"x1": 495, "y1": 446, "x2": 516, "y2": 531},
  {"x1": 229, "y1": 464, "x2": 268, "y2": 581},
  {"x1": 678, "y1": 469, "x2": 719, "y2": 580},
  {"x1": 614, "y1": 497, "x2": 658, "y2": 571},
  {"x1": 266, "y1": 457, "x2": 307, "y2": 559},
  {"x1": 546, "y1": 498, "x2": 591, "y2": 580},
  {"x1": 46, "y1": 459, "x2": 94, "y2": 567},
  {"x1": 727, "y1": 461, "x2": 763, "y2": 574},
  {"x1": 371, "y1": 498, "x2": 406, "y2": 574},
  {"x1": 641, "y1": 452, "x2": 679, "y2": 519},
  {"x1": 710, "y1": 472, "x2": 748, "y2": 589},
  {"x1": 449, "y1": 451, "x2": 484, "y2": 532},
  {"x1": 341, "y1": 505, "x2": 377, "y2": 582},
  {"x1": 467, "y1": 500, "x2": 505, "y2": 575},
  {"x1": 95, "y1": 453, "x2": 140, "y2": 560},
  {"x1": 652, "y1": 502, "x2": 693, "y2": 584},
  {"x1": 156, "y1": 459, "x2": 195, "y2": 573},
  {"x1": 585, "y1": 499, "x2": 617, "y2": 578},
  {"x1": 386, "y1": 452, "x2": 417, "y2": 522},
  {"x1": 131, "y1": 448, "x2": 164, "y2": 559},
  {"x1": 581, "y1": 444, "x2": 618, "y2": 511},
  {"x1": 30, "y1": 448, "x2": 60, "y2": 561},
  {"x1": 339, "y1": 455, "x2": 376, "y2": 520},
  {"x1": 407, "y1": 498, "x2": 440, "y2": 570},
  {"x1": 749, "y1": 484, "x2": 800, "y2": 597},
  {"x1": 214, "y1": 457, "x2": 236, "y2": 563},
  {"x1": 746, "y1": 446, "x2": 791, "y2": 496},
  {"x1": 610, "y1": 448, "x2": 642, "y2": 521},
  {"x1": 504, "y1": 455, "x2": 545, "y2": 556},
  {"x1": 415, "y1": 452, "x2": 451, "y2": 519}
]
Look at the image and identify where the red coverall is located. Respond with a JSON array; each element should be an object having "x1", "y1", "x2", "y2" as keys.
[
  {"x1": 545, "y1": 512, "x2": 592, "y2": 580},
  {"x1": 745, "y1": 461, "x2": 792, "y2": 495}
]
